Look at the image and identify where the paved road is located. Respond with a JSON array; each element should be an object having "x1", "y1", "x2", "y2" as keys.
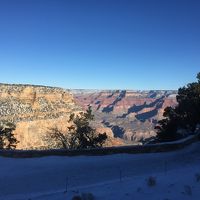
[{"x1": 0, "y1": 142, "x2": 200, "y2": 200}]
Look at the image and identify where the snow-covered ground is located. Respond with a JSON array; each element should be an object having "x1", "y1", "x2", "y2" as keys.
[{"x1": 1, "y1": 142, "x2": 200, "y2": 200}]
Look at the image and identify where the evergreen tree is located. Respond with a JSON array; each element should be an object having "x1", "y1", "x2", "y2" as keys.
[
  {"x1": 155, "y1": 72, "x2": 200, "y2": 141},
  {"x1": 47, "y1": 106, "x2": 107, "y2": 149},
  {"x1": 0, "y1": 121, "x2": 18, "y2": 149}
]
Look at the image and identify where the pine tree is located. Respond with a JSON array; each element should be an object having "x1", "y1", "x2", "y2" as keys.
[
  {"x1": 0, "y1": 121, "x2": 18, "y2": 149},
  {"x1": 155, "y1": 72, "x2": 200, "y2": 141},
  {"x1": 46, "y1": 106, "x2": 107, "y2": 149}
]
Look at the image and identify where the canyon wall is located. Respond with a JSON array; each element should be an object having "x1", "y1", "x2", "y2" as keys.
[
  {"x1": 0, "y1": 84, "x2": 81, "y2": 149},
  {"x1": 72, "y1": 90, "x2": 177, "y2": 144},
  {"x1": 0, "y1": 84, "x2": 177, "y2": 149}
]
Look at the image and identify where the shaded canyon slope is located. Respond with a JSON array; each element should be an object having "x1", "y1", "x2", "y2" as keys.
[
  {"x1": 72, "y1": 90, "x2": 177, "y2": 144},
  {"x1": 0, "y1": 84, "x2": 177, "y2": 149}
]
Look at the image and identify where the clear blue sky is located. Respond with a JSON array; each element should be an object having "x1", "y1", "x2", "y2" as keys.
[{"x1": 0, "y1": 0, "x2": 199, "y2": 90}]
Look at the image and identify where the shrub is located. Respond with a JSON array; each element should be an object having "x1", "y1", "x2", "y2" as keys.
[
  {"x1": 195, "y1": 173, "x2": 200, "y2": 182},
  {"x1": 183, "y1": 185, "x2": 192, "y2": 196},
  {"x1": 71, "y1": 193, "x2": 95, "y2": 200},
  {"x1": 81, "y1": 193, "x2": 95, "y2": 200},
  {"x1": 147, "y1": 176, "x2": 156, "y2": 187},
  {"x1": 0, "y1": 121, "x2": 18, "y2": 149},
  {"x1": 72, "y1": 195, "x2": 82, "y2": 200}
]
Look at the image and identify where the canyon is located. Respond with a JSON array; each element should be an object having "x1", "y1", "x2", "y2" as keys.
[
  {"x1": 73, "y1": 90, "x2": 177, "y2": 144},
  {"x1": 0, "y1": 84, "x2": 81, "y2": 149},
  {"x1": 0, "y1": 84, "x2": 177, "y2": 149}
]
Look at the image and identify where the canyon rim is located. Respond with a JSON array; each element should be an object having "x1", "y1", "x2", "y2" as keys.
[{"x1": 0, "y1": 84, "x2": 177, "y2": 149}]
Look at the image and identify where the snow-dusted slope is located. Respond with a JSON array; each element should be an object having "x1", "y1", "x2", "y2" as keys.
[{"x1": 1, "y1": 142, "x2": 200, "y2": 200}]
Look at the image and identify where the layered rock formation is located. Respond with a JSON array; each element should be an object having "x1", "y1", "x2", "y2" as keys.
[
  {"x1": 0, "y1": 84, "x2": 177, "y2": 149},
  {"x1": 0, "y1": 84, "x2": 81, "y2": 149},
  {"x1": 72, "y1": 90, "x2": 177, "y2": 144}
]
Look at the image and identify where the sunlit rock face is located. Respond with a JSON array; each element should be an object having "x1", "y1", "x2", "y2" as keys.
[
  {"x1": 72, "y1": 90, "x2": 177, "y2": 143},
  {"x1": 0, "y1": 84, "x2": 81, "y2": 149},
  {"x1": 0, "y1": 84, "x2": 177, "y2": 149}
]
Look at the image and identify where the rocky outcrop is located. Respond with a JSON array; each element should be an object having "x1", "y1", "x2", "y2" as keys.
[
  {"x1": 0, "y1": 84, "x2": 81, "y2": 149},
  {"x1": 72, "y1": 90, "x2": 177, "y2": 143},
  {"x1": 0, "y1": 85, "x2": 177, "y2": 149}
]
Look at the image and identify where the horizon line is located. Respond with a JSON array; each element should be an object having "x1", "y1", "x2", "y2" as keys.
[{"x1": 0, "y1": 82, "x2": 178, "y2": 91}]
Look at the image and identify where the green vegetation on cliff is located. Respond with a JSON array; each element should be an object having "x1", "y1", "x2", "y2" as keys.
[
  {"x1": 46, "y1": 106, "x2": 107, "y2": 149},
  {"x1": 155, "y1": 72, "x2": 200, "y2": 141},
  {"x1": 0, "y1": 121, "x2": 18, "y2": 149}
]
